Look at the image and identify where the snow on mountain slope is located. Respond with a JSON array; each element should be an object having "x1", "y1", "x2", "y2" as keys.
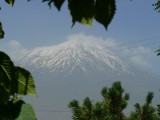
[{"x1": 18, "y1": 39, "x2": 130, "y2": 73}]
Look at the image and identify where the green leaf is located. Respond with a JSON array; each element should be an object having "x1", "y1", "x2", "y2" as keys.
[
  {"x1": 146, "y1": 92, "x2": 153, "y2": 105},
  {"x1": 83, "y1": 97, "x2": 92, "y2": 110},
  {"x1": 68, "y1": 100, "x2": 79, "y2": 108},
  {"x1": 5, "y1": 0, "x2": 15, "y2": 6},
  {"x1": 153, "y1": 0, "x2": 160, "y2": 12},
  {"x1": 0, "y1": 86, "x2": 10, "y2": 105},
  {"x1": 0, "y1": 100, "x2": 36, "y2": 120},
  {"x1": 156, "y1": 49, "x2": 160, "y2": 56},
  {"x1": 0, "y1": 51, "x2": 15, "y2": 92},
  {"x1": 14, "y1": 101, "x2": 37, "y2": 120},
  {"x1": 14, "y1": 67, "x2": 37, "y2": 96},
  {"x1": 11, "y1": 100, "x2": 24, "y2": 119},
  {"x1": 94, "y1": 0, "x2": 116, "y2": 30},
  {"x1": 0, "y1": 104, "x2": 12, "y2": 119},
  {"x1": 0, "y1": 100, "x2": 23, "y2": 119},
  {"x1": 16, "y1": 104, "x2": 36, "y2": 120},
  {"x1": 0, "y1": 100, "x2": 37, "y2": 120},
  {"x1": 0, "y1": 22, "x2": 4, "y2": 39},
  {"x1": 68, "y1": 0, "x2": 94, "y2": 27},
  {"x1": 43, "y1": 0, "x2": 65, "y2": 11}
]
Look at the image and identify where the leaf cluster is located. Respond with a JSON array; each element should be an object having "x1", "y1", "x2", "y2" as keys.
[
  {"x1": 1, "y1": 0, "x2": 160, "y2": 40},
  {"x1": 0, "y1": 52, "x2": 37, "y2": 104},
  {"x1": 0, "y1": 100, "x2": 36, "y2": 120},
  {"x1": 1, "y1": 0, "x2": 116, "y2": 34},
  {"x1": 129, "y1": 92, "x2": 158, "y2": 120},
  {"x1": 0, "y1": 51, "x2": 37, "y2": 119},
  {"x1": 153, "y1": 0, "x2": 160, "y2": 12},
  {"x1": 68, "y1": 97, "x2": 93, "y2": 120},
  {"x1": 156, "y1": 49, "x2": 160, "y2": 56},
  {"x1": 0, "y1": 28, "x2": 37, "y2": 119},
  {"x1": 43, "y1": 0, "x2": 116, "y2": 30},
  {"x1": 69, "y1": 81, "x2": 129, "y2": 120},
  {"x1": 69, "y1": 82, "x2": 160, "y2": 120}
]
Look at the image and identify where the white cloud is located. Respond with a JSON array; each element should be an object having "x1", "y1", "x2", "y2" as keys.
[
  {"x1": 104, "y1": 38, "x2": 118, "y2": 48},
  {"x1": 67, "y1": 33, "x2": 118, "y2": 49},
  {"x1": 67, "y1": 33, "x2": 154, "y2": 69},
  {"x1": 120, "y1": 46, "x2": 153, "y2": 68},
  {"x1": 130, "y1": 55, "x2": 152, "y2": 68},
  {"x1": 67, "y1": 33, "x2": 106, "y2": 46},
  {"x1": 0, "y1": 40, "x2": 29, "y2": 61}
]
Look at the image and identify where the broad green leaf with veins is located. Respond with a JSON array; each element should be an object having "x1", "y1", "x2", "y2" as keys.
[
  {"x1": 68, "y1": 0, "x2": 94, "y2": 27},
  {"x1": 15, "y1": 101, "x2": 37, "y2": 120},
  {"x1": 0, "y1": 100, "x2": 36, "y2": 120},
  {"x1": 95, "y1": 0, "x2": 116, "y2": 30},
  {"x1": 15, "y1": 67, "x2": 37, "y2": 96},
  {"x1": 0, "y1": 52, "x2": 15, "y2": 92},
  {"x1": 3, "y1": 0, "x2": 116, "y2": 30}
]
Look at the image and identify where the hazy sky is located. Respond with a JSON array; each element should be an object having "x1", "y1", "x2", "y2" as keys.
[{"x1": 0, "y1": 0, "x2": 160, "y2": 74}]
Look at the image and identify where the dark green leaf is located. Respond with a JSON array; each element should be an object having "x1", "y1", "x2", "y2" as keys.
[
  {"x1": 124, "y1": 93, "x2": 129, "y2": 100},
  {"x1": 157, "y1": 49, "x2": 160, "y2": 56},
  {"x1": 11, "y1": 100, "x2": 24, "y2": 119},
  {"x1": 5, "y1": 0, "x2": 15, "y2": 6},
  {"x1": 68, "y1": 0, "x2": 94, "y2": 27},
  {"x1": 153, "y1": 0, "x2": 160, "y2": 12},
  {"x1": 0, "y1": 104, "x2": 12, "y2": 119},
  {"x1": 0, "y1": 51, "x2": 15, "y2": 92},
  {"x1": 15, "y1": 103, "x2": 36, "y2": 120},
  {"x1": 94, "y1": 0, "x2": 116, "y2": 30},
  {"x1": 146, "y1": 92, "x2": 153, "y2": 105},
  {"x1": 43, "y1": 0, "x2": 65, "y2": 11},
  {"x1": 14, "y1": 67, "x2": 37, "y2": 96},
  {"x1": 0, "y1": 86, "x2": 10, "y2": 105},
  {"x1": 68, "y1": 100, "x2": 79, "y2": 108},
  {"x1": 101, "y1": 87, "x2": 107, "y2": 97},
  {"x1": 0, "y1": 22, "x2": 4, "y2": 39},
  {"x1": 0, "y1": 100, "x2": 23, "y2": 119},
  {"x1": 83, "y1": 97, "x2": 92, "y2": 110}
]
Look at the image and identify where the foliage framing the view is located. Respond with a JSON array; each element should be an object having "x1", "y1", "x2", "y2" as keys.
[
  {"x1": 2, "y1": 0, "x2": 116, "y2": 32},
  {"x1": 0, "y1": 51, "x2": 37, "y2": 119},
  {"x1": 153, "y1": 0, "x2": 160, "y2": 12},
  {"x1": 0, "y1": 52, "x2": 37, "y2": 100},
  {"x1": 68, "y1": 81, "x2": 130, "y2": 120},
  {"x1": 69, "y1": 81, "x2": 160, "y2": 120},
  {"x1": 1, "y1": 0, "x2": 160, "y2": 119},
  {"x1": 44, "y1": 0, "x2": 116, "y2": 29},
  {"x1": 0, "y1": 9, "x2": 37, "y2": 119},
  {"x1": 1, "y1": 0, "x2": 160, "y2": 38}
]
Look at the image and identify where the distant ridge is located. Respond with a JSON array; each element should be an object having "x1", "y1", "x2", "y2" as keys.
[{"x1": 18, "y1": 38, "x2": 130, "y2": 74}]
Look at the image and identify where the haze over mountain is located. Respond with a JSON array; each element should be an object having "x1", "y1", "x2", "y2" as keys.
[
  {"x1": 17, "y1": 38, "x2": 160, "y2": 120},
  {"x1": 19, "y1": 38, "x2": 130, "y2": 73}
]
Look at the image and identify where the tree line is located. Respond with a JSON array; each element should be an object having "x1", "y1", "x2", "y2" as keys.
[{"x1": 69, "y1": 81, "x2": 160, "y2": 120}]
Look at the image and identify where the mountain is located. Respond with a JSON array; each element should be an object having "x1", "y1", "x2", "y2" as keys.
[
  {"x1": 19, "y1": 39, "x2": 130, "y2": 74},
  {"x1": 17, "y1": 39, "x2": 160, "y2": 120}
]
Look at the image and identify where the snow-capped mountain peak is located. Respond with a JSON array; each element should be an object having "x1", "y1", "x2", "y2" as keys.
[{"x1": 18, "y1": 39, "x2": 129, "y2": 73}]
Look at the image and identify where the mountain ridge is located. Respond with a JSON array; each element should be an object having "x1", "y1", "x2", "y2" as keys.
[{"x1": 18, "y1": 39, "x2": 130, "y2": 74}]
